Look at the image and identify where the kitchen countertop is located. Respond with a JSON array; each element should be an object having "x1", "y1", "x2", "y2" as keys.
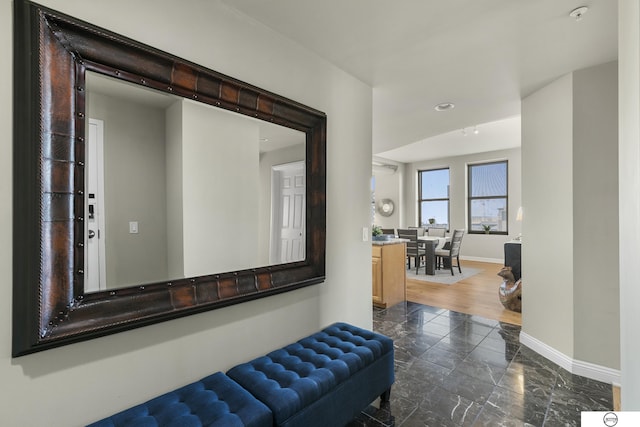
[{"x1": 372, "y1": 238, "x2": 409, "y2": 246}]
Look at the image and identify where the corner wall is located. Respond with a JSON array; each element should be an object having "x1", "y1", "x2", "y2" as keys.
[
  {"x1": 572, "y1": 62, "x2": 619, "y2": 369},
  {"x1": 619, "y1": 0, "x2": 640, "y2": 409},
  {"x1": 0, "y1": 1, "x2": 373, "y2": 425},
  {"x1": 521, "y1": 62, "x2": 620, "y2": 378},
  {"x1": 181, "y1": 100, "x2": 261, "y2": 276},
  {"x1": 521, "y1": 73, "x2": 576, "y2": 358},
  {"x1": 88, "y1": 91, "x2": 170, "y2": 289}
]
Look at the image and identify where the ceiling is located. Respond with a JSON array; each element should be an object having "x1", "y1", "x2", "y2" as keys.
[{"x1": 220, "y1": 0, "x2": 617, "y2": 163}]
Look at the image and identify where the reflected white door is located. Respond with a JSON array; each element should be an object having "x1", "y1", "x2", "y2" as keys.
[
  {"x1": 85, "y1": 118, "x2": 107, "y2": 292},
  {"x1": 271, "y1": 161, "x2": 305, "y2": 263}
]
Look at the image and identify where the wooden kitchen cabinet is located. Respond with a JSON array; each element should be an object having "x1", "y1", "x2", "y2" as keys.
[{"x1": 372, "y1": 241, "x2": 407, "y2": 308}]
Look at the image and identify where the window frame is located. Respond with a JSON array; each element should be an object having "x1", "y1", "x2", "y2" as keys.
[
  {"x1": 418, "y1": 167, "x2": 450, "y2": 231},
  {"x1": 467, "y1": 160, "x2": 509, "y2": 235}
]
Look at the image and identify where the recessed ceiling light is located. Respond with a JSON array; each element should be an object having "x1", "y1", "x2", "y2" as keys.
[
  {"x1": 434, "y1": 102, "x2": 455, "y2": 112},
  {"x1": 569, "y1": 6, "x2": 588, "y2": 21}
]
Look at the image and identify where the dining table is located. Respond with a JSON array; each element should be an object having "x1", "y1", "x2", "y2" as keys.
[{"x1": 417, "y1": 236, "x2": 450, "y2": 275}]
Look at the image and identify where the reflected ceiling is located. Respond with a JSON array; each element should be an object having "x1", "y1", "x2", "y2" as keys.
[{"x1": 86, "y1": 72, "x2": 303, "y2": 153}]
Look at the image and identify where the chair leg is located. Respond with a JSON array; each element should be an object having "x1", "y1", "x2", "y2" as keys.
[
  {"x1": 457, "y1": 256, "x2": 462, "y2": 274},
  {"x1": 450, "y1": 257, "x2": 454, "y2": 276}
]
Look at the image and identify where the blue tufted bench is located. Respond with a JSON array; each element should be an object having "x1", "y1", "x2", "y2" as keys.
[
  {"x1": 87, "y1": 371, "x2": 273, "y2": 427},
  {"x1": 87, "y1": 323, "x2": 394, "y2": 427},
  {"x1": 227, "y1": 322, "x2": 394, "y2": 427}
]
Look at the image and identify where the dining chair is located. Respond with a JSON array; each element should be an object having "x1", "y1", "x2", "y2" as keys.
[
  {"x1": 381, "y1": 228, "x2": 396, "y2": 236},
  {"x1": 434, "y1": 229, "x2": 465, "y2": 275},
  {"x1": 397, "y1": 228, "x2": 425, "y2": 273},
  {"x1": 408, "y1": 226, "x2": 425, "y2": 237},
  {"x1": 427, "y1": 227, "x2": 446, "y2": 237}
]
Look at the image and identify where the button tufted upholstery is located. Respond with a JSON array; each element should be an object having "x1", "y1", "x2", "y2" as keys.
[
  {"x1": 87, "y1": 323, "x2": 394, "y2": 427},
  {"x1": 227, "y1": 322, "x2": 394, "y2": 426},
  {"x1": 87, "y1": 372, "x2": 272, "y2": 427}
]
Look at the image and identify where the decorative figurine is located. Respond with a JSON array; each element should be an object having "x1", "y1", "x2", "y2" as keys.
[{"x1": 498, "y1": 266, "x2": 522, "y2": 312}]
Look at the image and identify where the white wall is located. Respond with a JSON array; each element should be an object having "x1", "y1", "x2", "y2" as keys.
[
  {"x1": 573, "y1": 61, "x2": 619, "y2": 369},
  {"x1": 166, "y1": 101, "x2": 185, "y2": 279},
  {"x1": 0, "y1": 1, "x2": 373, "y2": 425},
  {"x1": 404, "y1": 147, "x2": 522, "y2": 262},
  {"x1": 521, "y1": 62, "x2": 620, "y2": 373},
  {"x1": 88, "y1": 91, "x2": 169, "y2": 289},
  {"x1": 619, "y1": 0, "x2": 640, "y2": 409},
  {"x1": 181, "y1": 100, "x2": 261, "y2": 276},
  {"x1": 521, "y1": 73, "x2": 576, "y2": 359},
  {"x1": 372, "y1": 165, "x2": 403, "y2": 230}
]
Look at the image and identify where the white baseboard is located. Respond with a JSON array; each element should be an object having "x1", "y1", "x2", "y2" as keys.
[
  {"x1": 460, "y1": 255, "x2": 503, "y2": 264},
  {"x1": 573, "y1": 359, "x2": 622, "y2": 388},
  {"x1": 520, "y1": 332, "x2": 621, "y2": 386}
]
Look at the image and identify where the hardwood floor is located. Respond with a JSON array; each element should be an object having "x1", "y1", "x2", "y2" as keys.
[
  {"x1": 406, "y1": 259, "x2": 522, "y2": 326},
  {"x1": 613, "y1": 385, "x2": 621, "y2": 411}
]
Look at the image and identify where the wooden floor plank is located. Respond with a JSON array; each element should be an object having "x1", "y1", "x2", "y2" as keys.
[
  {"x1": 613, "y1": 385, "x2": 621, "y2": 411},
  {"x1": 406, "y1": 260, "x2": 522, "y2": 326}
]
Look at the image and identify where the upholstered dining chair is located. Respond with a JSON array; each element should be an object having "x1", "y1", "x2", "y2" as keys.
[
  {"x1": 427, "y1": 227, "x2": 446, "y2": 237},
  {"x1": 397, "y1": 228, "x2": 425, "y2": 273},
  {"x1": 408, "y1": 226, "x2": 425, "y2": 237},
  {"x1": 434, "y1": 229, "x2": 465, "y2": 276},
  {"x1": 381, "y1": 228, "x2": 396, "y2": 236}
]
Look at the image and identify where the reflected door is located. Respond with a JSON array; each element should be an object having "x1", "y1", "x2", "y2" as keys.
[
  {"x1": 271, "y1": 161, "x2": 305, "y2": 263},
  {"x1": 85, "y1": 118, "x2": 107, "y2": 292}
]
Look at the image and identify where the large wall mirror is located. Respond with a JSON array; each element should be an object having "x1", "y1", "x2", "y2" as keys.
[{"x1": 13, "y1": 1, "x2": 326, "y2": 356}]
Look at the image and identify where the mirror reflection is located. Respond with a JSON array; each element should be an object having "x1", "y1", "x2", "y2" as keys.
[{"x1": 85, "y1": 72, "x2": 306, "y2": 293}]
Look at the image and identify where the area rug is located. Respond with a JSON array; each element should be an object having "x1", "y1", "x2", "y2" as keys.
[{"x1": 406, "y1": 267, "x2": 482, "y2": 285}]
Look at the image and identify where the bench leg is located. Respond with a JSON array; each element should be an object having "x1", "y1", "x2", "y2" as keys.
[{"x1": 380, "y1": 388, "x2": 391, "y2": 404}]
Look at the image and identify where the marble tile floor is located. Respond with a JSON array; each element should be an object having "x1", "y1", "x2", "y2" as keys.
[{"x1": 347, "y1": 301, "x2": 613, "y2": 427}]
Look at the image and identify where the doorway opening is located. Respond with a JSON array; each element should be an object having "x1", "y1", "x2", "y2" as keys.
[{"x1": 270, "y1": 161, "x2": 305, "y2": 264}]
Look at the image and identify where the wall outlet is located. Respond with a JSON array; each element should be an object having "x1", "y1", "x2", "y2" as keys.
[
  {"x1": 362, "y1": 227, "x2": 369, "y2": 242},
  {"x1": 129, "y1": 221, "x2": 139, "y2": 234}
]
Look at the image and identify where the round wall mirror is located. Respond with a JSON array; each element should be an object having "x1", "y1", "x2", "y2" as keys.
[{"x1": 377, "y1": 199, "x2": 395, "y2": 217}]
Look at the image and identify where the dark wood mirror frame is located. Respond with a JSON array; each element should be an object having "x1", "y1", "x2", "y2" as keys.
[{"x1": 12, "y1": 0, "x2": 326, "y2": 357}]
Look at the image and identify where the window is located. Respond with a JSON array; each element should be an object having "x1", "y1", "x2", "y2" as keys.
[
  {"x1": 418, "y1": 168, "x2": 449, "y2": 229},
  {"x1": 468, "y1": 161, "x2": 508, "y2": 234}
]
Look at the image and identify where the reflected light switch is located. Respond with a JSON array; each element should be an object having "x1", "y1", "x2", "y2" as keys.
[{"x1": 129, "y1": 221, "x2": 139, "y2": 234}]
